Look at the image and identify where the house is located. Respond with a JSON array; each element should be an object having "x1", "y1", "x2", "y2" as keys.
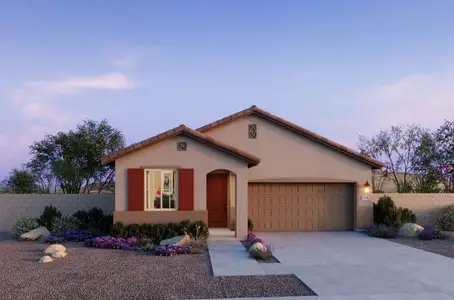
[{"x1": 101, "y1": 106, "x2": 383, "y2": 238}]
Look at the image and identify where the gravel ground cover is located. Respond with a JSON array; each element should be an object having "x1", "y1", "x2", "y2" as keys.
[
  {"x1": 240, "y1": 240, "x2": 280, "y2": 263},
  {"x1": 0, "y1": 237, "x2": 316, "y2": 300},
  {"x1": 389, "y1": 237, "x2": 454, "y2": 259}
]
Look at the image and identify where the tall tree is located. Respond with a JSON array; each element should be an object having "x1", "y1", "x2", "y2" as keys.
[
  {"x1": 28, "y1": 119, "x2": 125, "y2": 194},
  {"x1": 434, "y1": 120, "x2": 454, "y2": 191},
  {"x1": 1, "y1": 169, "x2": 40, "y2": 194},
  {"x1": 358, "y1": 125, "x2": 428, "y2": 193}
]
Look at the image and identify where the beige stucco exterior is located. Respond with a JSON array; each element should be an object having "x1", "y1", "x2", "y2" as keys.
[
  {"x1": 114, "y1": 135, "x2": 250, "y2": 238},
  {"x1": 204, "y1": 115, "x2": 374, "y2": 229}
]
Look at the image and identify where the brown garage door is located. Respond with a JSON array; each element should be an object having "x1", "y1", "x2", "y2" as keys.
[{"x1": 248, "y1": 183, "x2": 354, "y2": 231}]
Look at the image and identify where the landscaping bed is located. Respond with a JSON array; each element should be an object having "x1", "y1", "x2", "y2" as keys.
[
  {"x1": 0, "y1": 238, "x2": 316, "y2": 300},
  {"x1": 389, "y1": 237, "x2": 454, "y2": 259},
  {"x1": 240, "y1": 240, "x2": 280, "y2": 263}
]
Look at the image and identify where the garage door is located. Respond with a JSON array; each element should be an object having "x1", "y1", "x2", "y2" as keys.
[{"x1": 248, "y1": 183, "x2": 353, "y2": 231}]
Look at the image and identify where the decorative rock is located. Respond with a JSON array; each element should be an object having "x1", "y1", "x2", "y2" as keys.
[
  {"x1": 38, "y1": 256, "x2": 53, "y2": 263},
  {"x1": 399, "y1": 223, "x2": 424, "y2": 237},
  {"x1": 19, "y1": 227, "x2": 50, "y2": 241},
  {"x1": 51, "y1": 250, "x2": 67, "y2": 258},
  {"x1": 159, "y1": 235, "x2": 191, "y2": 246},
  {"x1": 44, "y1": 244, "x2": 66, "y2": 254},
  {"x1": 248, "y1": 242, "x2": 265, "y2": 252}
]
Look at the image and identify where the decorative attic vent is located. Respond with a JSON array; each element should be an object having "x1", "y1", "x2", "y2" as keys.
[
  {"x1": 177, "y1": 142, "x2": 187, "y2": 151},
  {"x1": 248, "y1": 124, "x2": 257, "y2": 139}
]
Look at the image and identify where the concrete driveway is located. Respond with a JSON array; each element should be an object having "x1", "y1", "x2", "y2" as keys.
[{"x1": 258, "y1": 232, "x2": 454, "y2": 300}]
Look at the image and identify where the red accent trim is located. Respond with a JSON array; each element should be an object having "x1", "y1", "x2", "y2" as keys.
[
  {"x1": 127, "y1": 168, "x2": 145, "y2": 211},
  {"x1": 178, "y1": 169, "x2": 194, "y2": 211}
]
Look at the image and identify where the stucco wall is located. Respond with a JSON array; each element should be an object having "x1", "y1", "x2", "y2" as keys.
[
  {"x1": 204, "y1": 115, "x2": 374, "y2": 229},
  {"x1": 114, "y1": 135, "x2": 250, "y2": 237},
  {"x1": 367, "y1": 193, "x2": 454, "y2": 226},
  {"x1": 0, "y1": 194, "x2": 114, "y2": 233}
]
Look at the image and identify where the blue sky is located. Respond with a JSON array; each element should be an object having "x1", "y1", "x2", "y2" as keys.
[{"x1": 1, "y1": 1, "x2": 454, "y2": 178}]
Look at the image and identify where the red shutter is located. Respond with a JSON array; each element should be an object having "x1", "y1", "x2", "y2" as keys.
[
  {"x1": 128, "y1": 168, "x2": 145, "y2": 211},
  {"x1": 178, "y1": 169, "x2": 194, "y2": 211}
]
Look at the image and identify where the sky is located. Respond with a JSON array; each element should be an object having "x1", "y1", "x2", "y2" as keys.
[{"x1": 1, "y1": 1, "x2": 454, "y2": 178}]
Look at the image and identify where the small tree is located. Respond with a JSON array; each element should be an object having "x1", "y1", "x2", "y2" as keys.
[
  {"x1": 1, "y1": 169, "x2": 40, "y2": 194},
  {"x1": 359, "y1": 125, "x2": 429, "y2": 193}
]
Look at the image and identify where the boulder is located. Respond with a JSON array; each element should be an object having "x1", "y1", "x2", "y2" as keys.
[
  {"x1": 159, "y1": 235, "x2": 191, "y2": 246},
  {"x1": 44, "y1": 244, "x2": 66, "y2": 254},
  {"x1": 51, "y1": 250, "x2": 67, "y2": 258},
  {"x1": 248, "y1": 242, "x2": 265, "y2": 253},
  {"x1": 399, "y1": 223, "x2": 424, "y2": 237},
  {"x1": 19, "y1": 227, "x2": 50, "y2": 241},
  {"x1": 38, "y1": 256, "x2": 53, "y2": 263}
]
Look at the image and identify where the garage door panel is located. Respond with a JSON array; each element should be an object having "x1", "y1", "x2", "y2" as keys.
[{"x1": 248, "y1": 183, "x2": 353, "y2": 231}]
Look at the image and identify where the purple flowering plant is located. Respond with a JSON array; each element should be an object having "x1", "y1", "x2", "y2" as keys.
[
  {"x1": 45, "y1": 236, "x2": 66, "y2": 244},
  {"x1": 154, "y1": 245, "x2": 191, "y2": 256},
  {"x1": 85, "y1": 236, "x2": 139, "y2": 251},
  {"x1": 65, "y1": 229, "x2": 93, "y2": 241},
  {"x1": 247, "y1": 232, "x2": 257, "y2": 241}
]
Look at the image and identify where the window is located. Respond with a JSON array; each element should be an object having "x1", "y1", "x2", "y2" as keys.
[
  {"x1": 145, "y1": 169, "x2": 177, "y2": 210},
  {"x1": 248, "y1": 124, "x2": 257, "y2": 139}
]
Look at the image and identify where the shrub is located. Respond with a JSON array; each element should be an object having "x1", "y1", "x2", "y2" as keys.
[
  {"x1": 253, "y1": 238, "x2": 264, "y2": 245},
  {"x1": 72, "y1": 207, "x2": 113, "y2": 233},
  {"x1": 186, "y1": 239, "x2": 207, "y2": 254},
  {"x1": 154, "y1": 245, "x2": 191, "y2": 256},
  {"x1": 110, "y1": 220, "x2": 209, "y2": 243},
  {"x1": 373, "y1": 195, "x2": 416, "y2": 228},
  {"x1": 140, "y1": 243, "x2": 156, "y2": 252},
  {"x1": 365, "y1": 224, "x2": 397, "y2": 239},
  {"x1": 51, "y1": 215, "x2": 81, "y2": 235},
  {"x1": 11, "y1": 217, "x2": 40, "y2": 238},
  {"x1": 37, "y1": 205, "x2": 62, "y2": 231},
  {"x1": 249, "y1": 249, "x2": 272, "y2": 260},
  {"x1": 248, "y1": 218, "x2": 254, "y2": 232},
  {"x1": 85, "y1": 236, "x2": 138, "y2": 250},
  {"x1": 437, "y1": 204, "x2": 454, "y2": 231}
]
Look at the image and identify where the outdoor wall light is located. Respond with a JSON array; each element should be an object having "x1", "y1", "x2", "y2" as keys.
[{"x1": 362, "y1": 181, "x2": 371, "y2": 194}]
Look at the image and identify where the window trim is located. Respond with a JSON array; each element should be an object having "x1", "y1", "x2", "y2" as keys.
[{"x1": 143, "y1": 169, "x2": 178, "y2": 211}]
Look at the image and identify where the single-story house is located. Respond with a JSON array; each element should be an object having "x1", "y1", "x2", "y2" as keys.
[{"x1": 101, "y1": 106, "x2": 383, "y2": 238}]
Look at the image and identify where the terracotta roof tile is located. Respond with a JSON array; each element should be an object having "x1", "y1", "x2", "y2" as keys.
[
  {"x1": 196, "y1": 105, "x2": 384, "y2": 169},
  {"x1": 101, "y1": 125, "x2": 260, "y2": 167}
]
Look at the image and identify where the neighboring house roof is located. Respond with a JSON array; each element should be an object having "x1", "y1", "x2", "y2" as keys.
[
  {"x1": 101, "y1": 125, "x2": 261, "y2": 167},
  {"x1": 196, "y1": 105, "x2": 384, "y2": 169}
]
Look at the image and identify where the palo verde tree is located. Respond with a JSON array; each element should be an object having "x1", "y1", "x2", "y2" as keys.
[{"x1": 27, "y1": 119, "x2": 125, "y2": 194}]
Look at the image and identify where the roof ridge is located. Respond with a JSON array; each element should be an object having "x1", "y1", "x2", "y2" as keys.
[{"x1": 196, "y1": 106, "x2": 383, "y2": 168}]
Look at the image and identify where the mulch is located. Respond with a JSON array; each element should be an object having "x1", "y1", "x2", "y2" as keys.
[{"x1": 389, "y1": 236, "x2": 454, "y2": 259}]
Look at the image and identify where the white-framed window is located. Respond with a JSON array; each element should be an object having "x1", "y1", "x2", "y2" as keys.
[{"x1": 144, "y1": 169, "x2": 177, "y2": 210}]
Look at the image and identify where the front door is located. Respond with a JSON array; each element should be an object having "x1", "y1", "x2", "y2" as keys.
[{"x1": 207, "y1": 173, "x2": 228, "y2": 227}]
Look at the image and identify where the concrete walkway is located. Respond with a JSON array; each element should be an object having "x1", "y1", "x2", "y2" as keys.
[{"x1": 208, "y1": 231, "x2": 454, "y2": 299}]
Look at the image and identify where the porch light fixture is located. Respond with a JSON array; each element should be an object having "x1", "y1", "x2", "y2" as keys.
[{"x1": 362, "y1": 181, "x2": 371, "y2": 194}]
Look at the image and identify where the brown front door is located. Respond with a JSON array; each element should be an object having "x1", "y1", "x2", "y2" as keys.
[{"x1": 207, "y1": 173, "x2": 228, "y2": 227}]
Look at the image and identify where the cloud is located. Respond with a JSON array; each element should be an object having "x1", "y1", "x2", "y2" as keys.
[
  {"x1": 359, "y1": 69, "x2": 454, "y2": 133},
  {"x1": 0, "y1": 72, "x2": 138, "y2": 177},
  {"x1": 25, "y1": 72, "x2": 136, "y2": 94}
]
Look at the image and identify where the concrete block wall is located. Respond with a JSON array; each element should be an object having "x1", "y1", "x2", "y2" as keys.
[
  {"x1": 0, "y1": 194, "x2": 114, "y2": 233},
  {"x1": 369, "y1": 193, "x2": 454, "y2": 226}
]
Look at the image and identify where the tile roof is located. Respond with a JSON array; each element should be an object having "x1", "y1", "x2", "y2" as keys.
[
  {"x1": 100, "y1": 125, "x2": 261, "y2": 167},
  {"x1": 196, "y1": 105, "x2": 384, "y2": 169}
]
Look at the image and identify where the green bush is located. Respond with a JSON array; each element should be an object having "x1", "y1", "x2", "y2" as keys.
[
  {"x1": 249, "y1": 249, "x2": 272, "y2": 260},
  {"x1": 248, "y1": 218, "x2": 254, "y2": 232},
  {"x1": 51, "y1": 215, "x2": 81, "y2": 235},
  {"x1": 373, "y1": 195, "x2": 416, "y2": 228},
  {"x1": 37, "y1": 205, "x2": 62, "y2": 231},
  {"x1": 11, "y1": 217, "x2": 40, "y2": 238},
  {"x1": 110, "y1": 220, "x2": 209, "y2": 243},
  {"x1": 72, "y1": 207, "x2": 113, "y2": 233},
  {"x1": 437, "y1": 204, "x2": 454, "y2": 231}
]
